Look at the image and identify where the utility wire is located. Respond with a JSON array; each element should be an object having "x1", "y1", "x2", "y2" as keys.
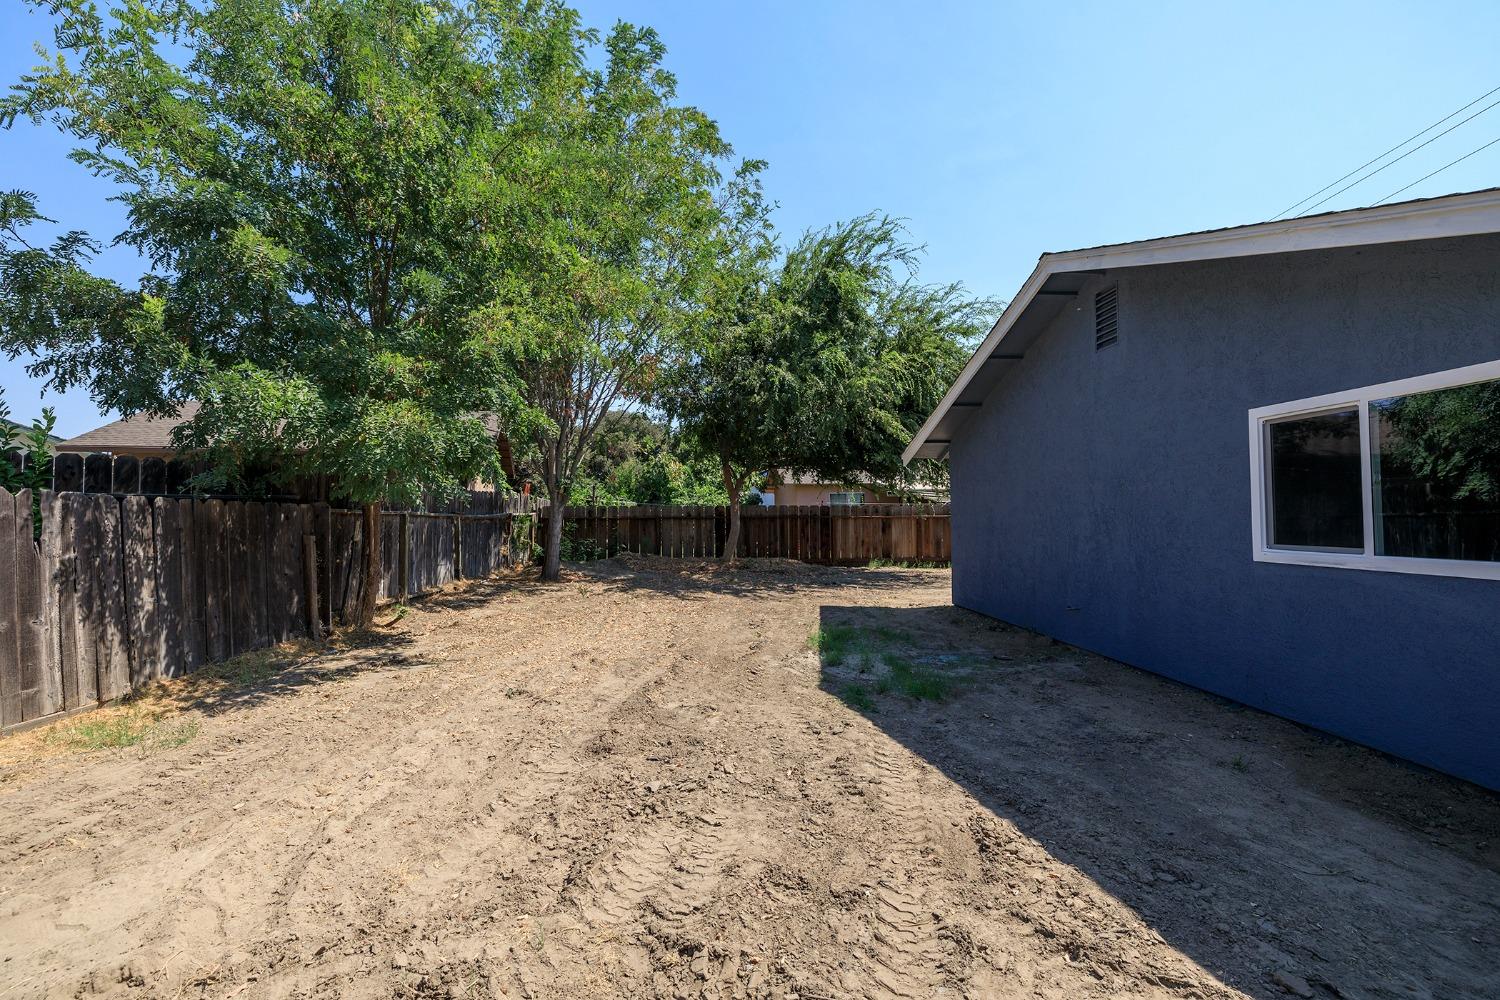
[
  {"x1": 1372, "y1": 134, "x2": 1500, "y2": 206},
  {"x1": 1269, "y1": 84, "x2": 1500, "y2": 221},
  {"x1": 1289, "y1": 94, "x2": 1500, "y2": 218}
]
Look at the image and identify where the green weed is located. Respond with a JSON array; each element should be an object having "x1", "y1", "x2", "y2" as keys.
[
  {"x1": 815, "y1": 622, "x2": 956, "y2": 704},
  {"x1": 44, "y1": 707, "x2": 200, "y2": 754},
  {"x1": 198, "y1": 648, "x2": 285, "y2": 687},
  {"x1": 808, "y1": 624, "x2": 862, "y2": 667},
  {"x1": 839, "y1": 683, "x2": 877, "y2": 712},
  {"x1": 880, "y1": 653, "x2": 951, "y2": 701}
]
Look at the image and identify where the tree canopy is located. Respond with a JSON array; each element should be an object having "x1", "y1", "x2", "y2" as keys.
[
  {"x1": 664, "y1": 212, "x2": 993, "y2": 557},
  {"x1": 563, "y1": 411, "x2": 727, "y2": 506},
  {"x1": 2, "y1": 0, "x2": 995, "y2": 585},
  {"x1": 2, "y1": 0, "x2": 611, "y2": 612},
  {"x1": 480, "y1": 20, "x2": 737, "y2": 577}
]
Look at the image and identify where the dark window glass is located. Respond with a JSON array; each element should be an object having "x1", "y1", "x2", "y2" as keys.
[
  {"x1": 1371, "y1": 378, "x2": 1500, "y2": 562},
  {"x1": 1268, "y1": 409, "x2": 1364, "y2": 550}
]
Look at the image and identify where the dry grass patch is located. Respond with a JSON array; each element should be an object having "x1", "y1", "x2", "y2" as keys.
[
  {"x1": 1, "y1": 640, "x2": 325, "y2": 774},
  {"x1": 42, "y1": 705, "x2": 200, "y2": 754}
]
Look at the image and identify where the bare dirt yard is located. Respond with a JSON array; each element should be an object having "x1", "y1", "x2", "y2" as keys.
[{"x1": 2, "y1": 558, "x2": 1497, "y2": 1000}]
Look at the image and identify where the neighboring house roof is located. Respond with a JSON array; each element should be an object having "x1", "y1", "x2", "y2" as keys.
[
  {"x1": 58, "y1": 403, "x2": 509, "y2": 457},
  {"x1": 58, "y1": 402, "x2": 199, "y2": 454},
  {"x1": 1, "y1": 418, "x2": 63, "y2": 445},
  {"x1": 905, "y1": 187, "x2": 1500, "y2": 463}
]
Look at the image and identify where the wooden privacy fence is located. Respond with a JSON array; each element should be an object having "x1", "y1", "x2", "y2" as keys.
[
  {"x1": 545, "y1": 503, "x2": 951, "y2": 565},
  {"x1": 0, "y1": 488, "x2": 533, "y2": 735}
]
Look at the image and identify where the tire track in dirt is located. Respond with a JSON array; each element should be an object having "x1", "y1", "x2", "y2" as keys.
[
  {"x1": 10, "y1": 560, "x2": 1492, "y2": 1000},
  {"x1": 836, "y1": 742, "x2": 956, "y2": 1000},
  {"x1": 570, "y1": 807, "x2": 740, "y2": 933},
  {"x1": 202, "y1": 654, "x2": 683, "y2": 996}
]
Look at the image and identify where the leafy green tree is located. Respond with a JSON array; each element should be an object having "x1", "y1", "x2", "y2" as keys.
[
  {"x1": 485, "y1": 22, "x2": 737, "y2": 580},
  {"x1": 1374, "y1": 380, "x2": 1500, "y2": 559},
  {"x1": 666, "y1": 212, "x2": 992, "y2": 559},
  {"x1": 0, "y1": 390, "x2": 57, "y2": 489},
  {"x1": 1379, "y1": 382, "x2": 1500, "y2": 502},
  {"x1": 563, "y1": 410, "x2": 727, "y2": 505},
  {"x1": 575, "y1": 411, "x2": 669, "y2": 486},
  {"x1": 0, "y1": 0, "x2": 577, "y2": 624},
  {"x1": 0, "y1": 389, "x2": 58, "y2": 536}
]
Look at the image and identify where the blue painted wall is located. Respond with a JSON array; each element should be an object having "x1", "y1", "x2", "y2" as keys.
[{"x1": 949, "y1": 234, "x2": 1500, "y2": 789}]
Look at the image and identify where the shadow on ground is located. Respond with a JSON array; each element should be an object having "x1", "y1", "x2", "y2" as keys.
[
  {"x1": 816, "y1": 603, "x2": 1500, "y2": 1000},
  {"x1": 580, "y1": 552, "x2": 942, "y2": 600},
  {"x1": 143, "y1": 628, "x2": 422, "y2": 717},
  {"x1": 153, "y1": 568, "x2": 550, "y2": 715}
]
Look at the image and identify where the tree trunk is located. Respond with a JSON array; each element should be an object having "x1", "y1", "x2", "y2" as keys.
[
  {"x1": 542, "y1": 491, "x2": 565, "y2": 581},
  {"x1": 721, "y1": 460, "x2": 742, "y2": 563},
  {"x1": 356, "y1": 501, "x2": 382, "y2": 627}
]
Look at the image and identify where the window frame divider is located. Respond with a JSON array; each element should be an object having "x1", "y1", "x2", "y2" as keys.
[{"x1": 1247, "y1": 358, "x2": 1500, "y2": 582}]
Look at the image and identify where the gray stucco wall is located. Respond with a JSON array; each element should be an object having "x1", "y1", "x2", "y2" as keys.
[{"x1": 949, "y1": 234, "x2": 1500, "y2": 789}]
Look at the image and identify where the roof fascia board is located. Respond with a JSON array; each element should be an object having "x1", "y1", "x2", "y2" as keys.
[
  {"x1": 1049, "y1": 188, "x2": 1500, "y2": 272},
  {"x1": 902, "y1": 265, "x2": 1051, "y2": 464},
  {"x1": 903, "y1": 190, "x2": 1500, "y2": 464}
]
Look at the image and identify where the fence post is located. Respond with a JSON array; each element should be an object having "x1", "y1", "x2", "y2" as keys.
[
  {"x1": 398, "y1": 511, "x2": 410, "y2": 600},
  {"x1": 0, "y1": 488, "x2": 18, "y2": 727},
  {"x1": 302, "y1": 534, "x2": 322, "y2": 640},
  {"x1": 314, "y1": 502, "x2": 332, "y2": 632},
  {"x1": 454, "y1": 514, "x2": 464, "y2": 580}
]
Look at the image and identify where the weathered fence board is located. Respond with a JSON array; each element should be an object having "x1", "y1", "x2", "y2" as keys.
[
  {"x1": 2, "y1": 491, "x2": 534, "y2": 737},
  {"x1": 408, "y1": 514, "x2": 456, "y2": 595},
  {"x1": 0, "y1": 490, "x2": 19, "y2": 727},
  {"x1": 123, "y1": 495, "x2": 161, "y2": 686},
  {"x1": 94, "y1": 494, "x2": 131, "y2": 702},
  {"x1": 330, "y1": 510, "x2": 364, "y2": 626},
  {"x1": 56, "y1": 493, "x2": 90, "y2": 709},
  {"x1": 16, "y1": 490, "x2": 56, "y2": 721}
]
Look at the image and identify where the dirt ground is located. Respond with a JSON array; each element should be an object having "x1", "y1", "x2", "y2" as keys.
[{"x1": 2, "y1": 558, "x2": 1497, "y2": 1000}]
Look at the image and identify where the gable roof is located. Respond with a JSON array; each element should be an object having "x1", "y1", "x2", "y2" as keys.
[
  {"x1": 58, "y1": 402, "x2": 199, "y2": 453},
  {"x1": 904, "y1": 187, "x2": 1500, "y2": 463},
  {"x1": 1, "y1": 417, "x2": 63, "y2": 445}
]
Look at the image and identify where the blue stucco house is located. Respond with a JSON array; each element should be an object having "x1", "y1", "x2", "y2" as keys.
[{"x1": 906, "y1": 189, "x2": 1500, "y2": 790}]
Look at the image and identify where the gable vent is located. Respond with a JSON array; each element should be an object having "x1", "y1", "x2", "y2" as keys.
[{"x1": 1094, "y1": 286, "x2": 1119, "y2": 350}]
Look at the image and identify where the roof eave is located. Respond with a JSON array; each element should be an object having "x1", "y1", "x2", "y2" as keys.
[{"x1": 904, "y1": 188, "x2": 1500, "y2": 464}]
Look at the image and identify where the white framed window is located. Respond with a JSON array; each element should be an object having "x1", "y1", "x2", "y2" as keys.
[
  {"x1": 829, "y1": 491, "x2": 866, "y2": 506},
  {"x1": 1248, "y1": 359, "x2": 1500, "y2": 581}
]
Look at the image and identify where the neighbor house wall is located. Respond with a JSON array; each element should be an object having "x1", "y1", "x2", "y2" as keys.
[
  {"x1": 949, "y1": 234, "x2": 1500, "y2": 789},
  {"x1": 770, "y1": 484, "x2": 901, "y2": 506}
]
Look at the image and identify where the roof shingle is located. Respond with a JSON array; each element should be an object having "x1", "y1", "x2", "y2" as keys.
[{"x1": 58, "y1": 402, "x2": 199, "y2": 452}]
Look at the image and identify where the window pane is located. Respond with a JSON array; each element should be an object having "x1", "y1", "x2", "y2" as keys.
[
  {"x1": 1371, "y1": 378, "x2": 1500, "y2": 562},
  {"x1": 1268, "y1": 409, "x2": 1364, "y2": 550}
]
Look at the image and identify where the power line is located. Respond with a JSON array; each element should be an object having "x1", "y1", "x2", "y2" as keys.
[
  {"x1": 1372, "y1": 134, "x2": 1500, "y2": 206},
  {"x1": 1269, "y1": 84, "x2": 1500, "y2": 221},
  {"x1": 1288, "y1": 94, "x2": 1500, "y2": 218}
]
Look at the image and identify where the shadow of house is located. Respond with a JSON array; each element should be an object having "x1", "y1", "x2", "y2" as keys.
[
  {"x1": 579, "y1": 555, "x2": 945, "y2": 601},
  {"x1": 815, "y1": 603, "x2": 1500, "y2": 1000}
]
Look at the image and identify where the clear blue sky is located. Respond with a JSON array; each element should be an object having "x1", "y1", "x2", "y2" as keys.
[{"x1": 4, "y1": 0, "x2": 1499, "y2": 436}]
